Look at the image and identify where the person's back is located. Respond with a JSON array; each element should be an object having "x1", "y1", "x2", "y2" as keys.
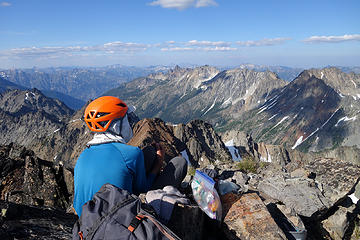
[
  {"x1": 74, "y1": 142, "x2": 155, "y2": 216},
  {"x1": 73, "y1": 96, "x2": 187, "y2": 217}
]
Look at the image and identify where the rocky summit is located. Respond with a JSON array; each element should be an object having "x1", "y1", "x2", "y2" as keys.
[{"x1": 0, "y1": 65, "x2": 360, "y2": 239}]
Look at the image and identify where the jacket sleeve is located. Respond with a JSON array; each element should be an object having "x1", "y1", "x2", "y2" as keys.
[{"x1": 132, "y1": 148, "x2": 156, "y2": 194}]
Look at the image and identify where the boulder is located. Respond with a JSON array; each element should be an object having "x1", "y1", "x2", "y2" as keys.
[
  {"x1": 322, "y1": 204, "x2": 356, "y2": 240},
  {"x1": 173, "y1": 120, "x2": 232, "y2": 167},
  {"x1": 0, "y1": 200, "x2": 76, "y2": 240},
  {"x1": 129, "y1": 118, "x2": 185, "y2": 163},
  {"x1": 303, "y1": 158, "x2": 360, "y2": 205},
  {"x1": 258, "y1": 174, "x2": 331, "y2": 217},
  {"x1": 258, "y1": 158, "x2": 360, "y2": 219},
  {"x1": 222, "y1": 192, "x2": 286, "y2": 240},
  {"x1": 0, "y1": 144, "x2": 70, "y2": 209}
]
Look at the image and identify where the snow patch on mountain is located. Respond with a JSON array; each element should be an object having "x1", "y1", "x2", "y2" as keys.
[
  {"x1": 271, "y1": 116, "x2": 289, "y2": 129},
  {"x1": 268, "y1": 114, "x2": 278, "y2": 121},
  {"x1": 349, "y1": 193, "x2": 359, "y2": 204},
  {"x1": 25, "y1": 92, "x2": 36, "y2": 101},
  {"x1": 203, "y1": 97, "x2": 217, "y2": 115},
  {"x1": 225, "y1": 139, "x2": 242, "y2": 161},
  {"x1": 292, "y1": 136, "x2": 304, "y2": 149},
  {"x1": 221, "y1": 97, "x2": 232, "y2": 107},
  {"x1": 335, "y1": 116, "x2": 357, "y2": 127},
  {"x1": 351, "y1": 80, "x2": 357, "y2": 88},
  {"x1": 181, "y1": 150, "x2": 191, "y2": 165}
]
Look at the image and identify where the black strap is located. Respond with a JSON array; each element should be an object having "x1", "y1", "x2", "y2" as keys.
[{"x1": 128, "y1": 215, "x2": 145, "y2": 232}]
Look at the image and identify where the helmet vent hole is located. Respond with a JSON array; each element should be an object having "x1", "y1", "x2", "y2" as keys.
[
  {"x1": 90, "y1": 111, "x2": 96, "y2": 118},
  {"x1": 98, "y1": 121, "x2": 109, "y2": 128},
  {"x1": 96, "y1": 112, "x2": 110, "y2": 118},
  {"x1": 117, "y1": 103, "x2": 127, "y2": 108}
]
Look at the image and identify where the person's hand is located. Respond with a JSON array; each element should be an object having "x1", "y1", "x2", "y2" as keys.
[{"x1": 150, "y1": 143, "x2": 164, "y2": 175}]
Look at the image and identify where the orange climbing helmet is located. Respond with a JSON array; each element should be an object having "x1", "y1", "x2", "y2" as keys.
[{"x1": 84, "y1": 96, "x2": 128, "y2": 132}]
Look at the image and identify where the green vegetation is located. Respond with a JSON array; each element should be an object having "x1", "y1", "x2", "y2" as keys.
[
  {"x1": 187, "y1": 166, "x2": 196, "y2": 176},
  {"x1": 235, "y1": 154, "x2": 267, "y2": 173}
]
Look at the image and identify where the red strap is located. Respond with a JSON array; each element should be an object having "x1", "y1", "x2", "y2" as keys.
[{"x1": 78, "y1": 231, "x2": 84, "y2": 240}]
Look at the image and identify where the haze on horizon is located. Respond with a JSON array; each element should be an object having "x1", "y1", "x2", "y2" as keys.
[{"x1": 0, "y1": 0, "x2": 359, "y2": 69}]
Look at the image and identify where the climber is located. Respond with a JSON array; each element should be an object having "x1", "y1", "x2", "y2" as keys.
[{"x1": 73, "y1": 96, "x2": 187, "y2": 217}]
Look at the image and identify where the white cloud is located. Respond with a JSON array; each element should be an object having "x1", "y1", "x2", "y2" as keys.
[
  {"x1": 202, "y1": 46, "x2": 237, "y2": 51},
  {"x1": 0, "y1": 2, "x2": 11, "y2": 7},
  {"x1": 187, "y1": 40, "x2": 231, "y2": 47},
  {"x1": 303, "y1": 34, "x2": 360, "y2": 43},
  {"x1": 161, "y1": 47, "x2": 193, "y2": 51},
  {"x1": 149, "y1": 0, "x2": 217, "y2": 10},
  {"x1": 237, "y1": 37, "x2": 292, "y2": 47},
  {"x1": 195, "y1": 0, "x2": 217, "y2": 8},
  {"x1": 0, "y1": 41, "x2": 149, "y2": 58},
  {"x1": 161, "y1": 46, "x2": 236, "y2": 52}
]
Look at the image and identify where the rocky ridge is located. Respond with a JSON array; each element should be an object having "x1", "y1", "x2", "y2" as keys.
[
  {"x1": 221, "y1": 68, "x2": 360, "y2": 152},
  {"x1": 106, "y1": 65, "x2": 287, "y2": 126},
  {"x1": 1, "y1": 120, "x2": 360, "y2": 239}
]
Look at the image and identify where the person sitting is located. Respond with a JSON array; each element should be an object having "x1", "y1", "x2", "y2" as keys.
[{"x1": 73, "y1": 96, "x2": 187, "y2": 217}]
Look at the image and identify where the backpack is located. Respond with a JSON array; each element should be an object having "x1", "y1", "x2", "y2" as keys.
[{"x1": 72, "y1": 183, "x2": 181, "y2": 240}]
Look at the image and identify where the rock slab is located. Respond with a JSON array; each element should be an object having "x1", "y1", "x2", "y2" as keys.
[{"x1": 223, "y1": 192, "x2": 286, "y2": 240}]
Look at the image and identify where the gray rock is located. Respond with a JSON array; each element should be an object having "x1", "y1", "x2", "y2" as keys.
[
  {"x1": 322, "y1": 199, "x2": 357, "y2": 240},
  {"x1": 258, "y1": 174, "x2": 331, "y2": 217}
]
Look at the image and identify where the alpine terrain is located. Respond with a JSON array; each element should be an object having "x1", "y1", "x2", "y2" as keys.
[{"x1": 0, "y1": 65, "x2": 360, "y2": 239}]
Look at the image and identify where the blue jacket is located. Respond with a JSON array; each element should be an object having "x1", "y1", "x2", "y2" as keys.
[{"x1": 73, "y1": 142, "x2": 156, "y2": 216}]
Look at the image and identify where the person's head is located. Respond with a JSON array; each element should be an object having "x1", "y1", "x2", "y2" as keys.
[{"x1": 84, "y1": 96, "x2": 139, "y2": 142}]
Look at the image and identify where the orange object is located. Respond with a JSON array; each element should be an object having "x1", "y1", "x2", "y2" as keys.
[
  {"x1": 78, "y1": 231, "x2": 84, "y2": 240},
  {"x1": 84, "y1": 96, "x2": 128, "y2": 132}
]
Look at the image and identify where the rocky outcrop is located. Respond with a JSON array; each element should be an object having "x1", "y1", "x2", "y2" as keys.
[
  {"x1": 173, "y1": 120, "x2": 232, "y2": 167},
  {"x1": 222, "y1": 192, "x2": 287, "y2": 240},
  {"x1": 129, "y1": 118, "x2": 186, "y2": 163},
  {"x1": 128, "y1": 118, "x2": 232, "y2": 168},
  {"x1": 0, "y1": 201, "x2": 76, "y2": 240},
  {"x1": 0, "y1": 144, "x2": 70, "y2": 209}
]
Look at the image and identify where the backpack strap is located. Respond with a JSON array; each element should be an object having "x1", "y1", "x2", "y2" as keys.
[
  {"x1": 128, "y1": 215, "x2": 146, "y2": 232},
  {"x1": 132, "y1": 214, "x2": 181, "y2": 240}
]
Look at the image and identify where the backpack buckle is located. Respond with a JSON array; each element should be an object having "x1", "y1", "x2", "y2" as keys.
[{"x1": 128, "y1": 215, "x2": 145, "y2": 232}]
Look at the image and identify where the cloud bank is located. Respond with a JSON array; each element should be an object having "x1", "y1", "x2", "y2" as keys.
[
  {"x1": 149, "y1": 0, "x2": 217, "y2": 10},
  {"x1": 0, "y1": 2, "x2": 11, "y2": 7},
  {"x1": 303, "y1": 34, "x2": 360, "y2": 43},
  {"x1": 237, "y1": 38, "x2": 292, "y2": 47}
]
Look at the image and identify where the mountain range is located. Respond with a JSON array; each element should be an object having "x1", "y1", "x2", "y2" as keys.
[
  {"x1": 105, "y1": 65, "x2": 360, "y2": 153},
  {"x1": 0, "y1": 65, "x2": 171, "y2": 104},
  {"x1": 1, "y1": 65, "x2": 360, "y2": 239}
]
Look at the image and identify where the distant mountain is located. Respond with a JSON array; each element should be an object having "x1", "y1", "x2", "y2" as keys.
[
  {"x1": 328, "y1": 66, "x2": 360, "y2": 74},
  {"x1": 105, "y1": 65, "x2": 287, "y2": 125},
  {"x1": 234, "y1": 64, "x2": 304, "y2": 81},
  {"x1": 0, "y1": 65, "x2": 171, "y2": 102},
  {"x1": 221, "y1": 67, "x2": 360, "y2": 152},
  {"x1": 40, "y1": 89, "x2": 85, "y2": 110},
  {"x1": 0, "y1": 75, "x2": 84, "y2": 110},
  {"x1": 0, "y1": 76, "x2": 26, "y2": 92},
  {"x1": 0, "y1": 89, "x2": 73, "y2": 151}
]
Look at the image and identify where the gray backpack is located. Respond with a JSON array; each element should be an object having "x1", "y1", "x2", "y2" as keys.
[{"x1": 72, "y1": 183, "x2": 181, "y2": 240}]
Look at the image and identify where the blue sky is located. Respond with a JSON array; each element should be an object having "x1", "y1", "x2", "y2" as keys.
[{"x1": 0, "y1": 0, "x2": 359, "y2": 69}]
